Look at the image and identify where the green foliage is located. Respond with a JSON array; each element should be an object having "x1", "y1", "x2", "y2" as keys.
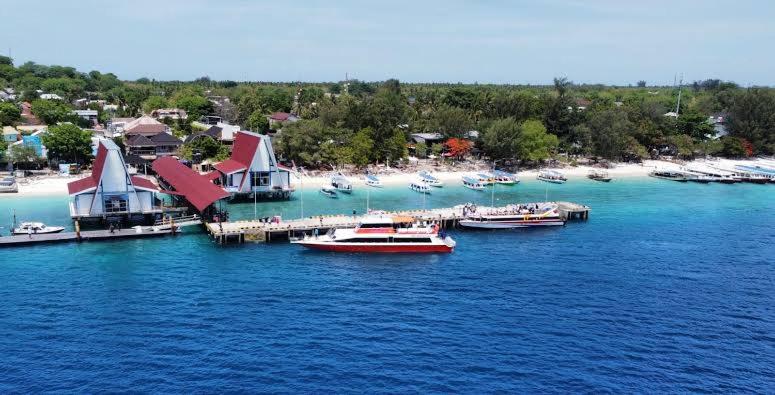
[
  {"x1": 727, "y1": 89, "x2": 775, "y2": 154},
  {"x1": 187, "y1": 136, "x2": 225, "y2": 160},
  {"x1": 173, "y1": 93, "x2": 212, "y2": 119},
  {"x1": 142, "y1": 95, "x2": 168, "y2": 113},
  {"x1": 349, "y1": 128, "x2": 375, "y2": 167},
  {"x1": 664, "y1": 134, "x2": 695, "y2": 159},
  {"x1": 0, "y1": 139, "x2": 7, "y2": 161},
  {"x1": 585, "y1": 109, "x2": 633, "y2": 160},
  {"x1": 31, "y1": 99, "x2": 74, "y2": 125},
  {"x1": 245, "y1": 109, "x2": 269, "y2": 132},
  {"x1": 275, "y1": 119, "x2": 354, "y2": 167},
  {"x1": 0, "y1": 102, "x2": 22, "y2": 126},
  {"x1": 719, "y1": 136, "x2": 746, "y2": 157},
  {"x1": 431, "y1": 143, "x2": 444, "y2": 157},
  {"x1": 0, "y1": 55, "x2": 12, "y2": 66},
  {"x1": 7, "y1": 145, "x2": 42, "y2": 166},
  {"x1": 414, "y1": 141, "x2": 427, "y2": 159},
  {"x1": 482, "y1": 118, "x2": 558, "y2": 162},
  {"x1": 41, "y1": 123, "x2": 93, "y2": 163}
]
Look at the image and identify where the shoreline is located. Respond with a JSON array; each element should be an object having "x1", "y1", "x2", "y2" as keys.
[{"x1": 1, "y1": 158, "x2": 770, "y2": 198}]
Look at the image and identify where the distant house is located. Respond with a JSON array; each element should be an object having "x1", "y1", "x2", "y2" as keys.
[
  {"x1": 709, "y1": 113, "x2": 729, "y2": 139},
  {"x1": 2, "y1": 126, "x2": 20, "y2": 143},
  {"x1": 200, "y1": 115, "x2": 222, "y2": 125},
  {"x1": 39, "y1": 93, "x2": 64, "y2": 100},
  {"x1": 184, "y1": 123, "x2": 239, "y2": 145},
  {"x1": 151, "y1": 108, "x2": 187, "y2": 120},
  {"x1": 19, "y1": 102, "x2": 43, "y2": 126},
  {"x1": 10, "y1": 130, "x2": 47, "y2": 157},
  {"x1": 125, "y1": 132, "x2": 182, "y2": 158},
  {"x1": 568, "y1": 98, "x2": 592, "y2": 111},
  {"x1": 267, "y1": 112, "x2": 299, "y2": 129},
  {"x1": 212, "y1": 131, "x2": 294, "y2": 199},
  {"x1": 123, "y1": 116, "x2": 170, "y2": 136},
  {"x1": 107, "y1": 117, "x2": 136, "y2": 137},
  {"x1": 72, "y1": 110, "x2": 99, "y2": 125},
  {"x1": 410, "y1": 133, "x2": 444, "y2": 145},
  {"x1": 67, "y1": 139, "x2": 164, "y2": 224}
]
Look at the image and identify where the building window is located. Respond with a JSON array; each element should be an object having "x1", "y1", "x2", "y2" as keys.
[
  {"x1": 251, "y1": 172, "x2": 270, "y2": 187},
  {"x1": 104, "y1": 194, "x2": 128, "y2": 213}
]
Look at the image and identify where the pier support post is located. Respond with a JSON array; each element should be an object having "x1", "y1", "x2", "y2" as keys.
[{"x1": 75, "y1": 220, "x2": 81, "y2": 242}]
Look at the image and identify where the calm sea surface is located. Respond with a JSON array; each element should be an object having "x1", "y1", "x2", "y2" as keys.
[{"x1": 0, "y1": 178, "x2": 773, "y2": 392}]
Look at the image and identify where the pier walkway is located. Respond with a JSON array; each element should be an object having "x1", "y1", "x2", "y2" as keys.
[
  {"x1": 0, "y1": 227, "x2": 174, "y2": 248},
  {"x1": 205, "y1": 201, "x2": 590, "y2": 244}
]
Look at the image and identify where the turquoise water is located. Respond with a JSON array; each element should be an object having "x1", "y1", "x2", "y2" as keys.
[{"x1": 0, "y1": 179, "x2": 773, "y2": 392}]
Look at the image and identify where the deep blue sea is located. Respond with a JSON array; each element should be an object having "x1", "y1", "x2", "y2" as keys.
[{"x1": 0, "y1": 178, "x2": 773, "y2": 392}]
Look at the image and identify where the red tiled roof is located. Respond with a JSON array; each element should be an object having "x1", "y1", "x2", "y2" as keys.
[
  {"x1": 152, "y1": 156, "x2": 230, "y2": 212},
  {"x1": 213, "y1": 159, "x2": 247, "y2": 175},
  {"x1": 269, "y1": 112, "x2": 291, "y2": 121},
  {"x1": 130, "y1": 176, "x2": 159, "y2": 192}
]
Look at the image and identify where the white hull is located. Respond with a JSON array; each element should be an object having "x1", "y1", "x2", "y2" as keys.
[
  {"x1": 463, "y1": 184, "x2": 486, "y2": 191},
  {"x1": 459, "y1": 219, "x2": 564, "y2": 229},
  {"x1": 537, "y1": 177, "x2": 566, "y2": 184}
]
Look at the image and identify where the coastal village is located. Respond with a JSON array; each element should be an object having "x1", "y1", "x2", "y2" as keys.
[{"x1": 0, "y1": 59, "x2": 773, "y2": 248}]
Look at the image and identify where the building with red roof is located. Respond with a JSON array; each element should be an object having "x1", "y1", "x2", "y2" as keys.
[
  {"x1": 152, "y1": 156, "x2": 230, "y2": 215},
  {"x1": 212, "y1": 131, "x2": 294, "y2": 199},
  {"x1": 67, "y1": 139, "x2": 164, "y2": 224}
]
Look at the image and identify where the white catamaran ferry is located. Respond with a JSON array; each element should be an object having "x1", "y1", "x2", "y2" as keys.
[{"x1": 459, "y1": 202, "x2": 566, "y2": 229}]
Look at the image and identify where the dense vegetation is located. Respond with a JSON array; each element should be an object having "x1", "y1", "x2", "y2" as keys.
[{"x1": 1, "y1": 54, "x2": 773, "y2": 169}]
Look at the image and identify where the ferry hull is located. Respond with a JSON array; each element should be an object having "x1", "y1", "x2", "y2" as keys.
[
  {"x1": 459, "y1": 219, "x2": 565, "y2": 229},
  {"x1": 294, "y1": 241, "x2": 454, "y2": 253}
]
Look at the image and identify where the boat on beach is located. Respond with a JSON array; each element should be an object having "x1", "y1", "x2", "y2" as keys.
[
  {"x1": 587, "y1": 169, "x2": 612, "y2": 182},
  {"x1": 365, "y1": 174, "x2": 383, "y2": 188},
  {"x1": 418, "y1": 171, "x2": 443, "y2": 187},
  {"x1": 291, "y1": 215, "x2": 456, "y2": 253},
  {"x1": 459, "y1": 202, "x2": 566, "y2": 229},
  {"x1": 0, "y1": 177, "x2": 18, "y2": 193},
  {"x1": 462, "y1": 176, "x2": 486, "y2": 191},
  {"x1": 319, "y1": 186, "x2": 338, "y2": 198},
  {"x1": 409, "y1": 179, "x2": 431, "y2": 194},
  {"x1": 330, "y1": 173, "x2": 353, "y2": 194},
  {"x1": 537, "y1": 170, "x2": 567, "y2": 184},
  {"x1": 12, "y1": 222, "x2": 66, "y2": 235}
]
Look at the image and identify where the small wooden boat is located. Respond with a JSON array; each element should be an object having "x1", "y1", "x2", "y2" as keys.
[
  {"x1": 418, "y1": 171, "x2": 443, "y2": 187},
  {"x1": 587, "y1": 169, "x2": 612, "y2": 182},
  {"x1": 648, "y1": 170, "x2": 688, "y2": 182},
  {"x1": 365, "y1": 174, "x2": 383, "y2": 188},
  {"x1": 537, "y1": 170, "x2": 567, "y2": 184},
  {"x1": 409, "y1": 179, "x2": 431, "y2": 194},
  {"x1": 491, "y1": 170, "x2": 519, "y2": 185},
  {"x1": 12, "y1": 222, "x2": 66, "y2": 235},
  {"x1": 319, "y1": 186, "x2": 338, "y2": 198},
  {"x1": 462, "y1": 176, "x2": 486, "y2": 191},
  {"x1": 330, "y1": 172, "x2": 353, "y2": 194}
]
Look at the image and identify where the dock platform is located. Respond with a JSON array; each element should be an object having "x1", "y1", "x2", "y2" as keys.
[
  {"x1": 205, "y1": 201, "x2": 590, "y2": 244},
  {"x1": 0, "y1": 227, "x2": 173, "y2": 248}
]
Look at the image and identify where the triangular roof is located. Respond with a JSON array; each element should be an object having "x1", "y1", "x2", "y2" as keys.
[
  {"x1": 68, "y1": 139, "x2": 153, "y2": 195},
  {"x1": 124, "y1": 115, "x2": 168, "y2": 135},
  {"x1": 213, "y1": 131, "x2": 261, "y2": 175}
]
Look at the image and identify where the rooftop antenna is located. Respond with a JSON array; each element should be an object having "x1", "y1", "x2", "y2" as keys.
[{"x1": 675, "y1": 74, "x2": 683, "y2": 115}]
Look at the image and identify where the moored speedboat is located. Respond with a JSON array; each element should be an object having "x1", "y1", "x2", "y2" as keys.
[
  {"x1": 476, "y1": 173, "x2": 495, "y2": 185},
  {"x1": 365, "y1": 174, "x2": 383, "y2": 188},
  {"x1": 459, "y1": 202, "x2": 565, "y2": 229},
  {"x1": 319, "y1": 186, "x2": 338, "y2": 198},
  {"x1": 418, "y1": 171, "x2": 443, "y2": 187},
  {"x1": 587, "y1": 169, "x2": 612, "y2": 182},
  {"x1": 331, "y1": 172, "x2": 353, "y2": 194},
  {"x1": 12, "y1": 222, "x2": 66, "y2": 235},
  {"x1": 291, "y1": 216, "x2": 456, "y2": 253},
  {"x1": 462, "y1": 176, "x2": 486, "y2": 191},
  {"x1": 409, "y1": 179, "x2": 431, "y2": 194},
  {"x1": 537, "y1": 170, "x2": 567, "y2": 184}
]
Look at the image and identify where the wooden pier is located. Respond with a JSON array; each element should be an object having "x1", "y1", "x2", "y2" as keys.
[
  {"x1": 0, "y1": 227, "x2": 174, "y2": 248},
  {"x1": 205, "y1": 201, "x2": 591, "y2": 244}
]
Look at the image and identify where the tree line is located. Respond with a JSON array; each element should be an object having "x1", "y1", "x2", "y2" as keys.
[{"x1": 1, "y1": 54, "x2": 773, "y2": 168}]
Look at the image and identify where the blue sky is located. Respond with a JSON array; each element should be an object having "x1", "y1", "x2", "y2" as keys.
[{"x1": 2, "y1": 0, "x2": 773, "y2": 85}]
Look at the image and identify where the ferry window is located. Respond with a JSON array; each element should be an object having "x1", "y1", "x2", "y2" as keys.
[
  {"x1": 251, "y1": 172, "x2": 271, "y2": 187},
  {"x1": 104, "y1": 194, "x2": 128, "y2": 213}
]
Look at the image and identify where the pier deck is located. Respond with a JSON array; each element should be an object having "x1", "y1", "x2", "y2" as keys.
[
  {"x1": 205, "y1": 201, "x2": 590, "y2": 244},
  {"x1": 0, "y1": 227, "x2": 173, "y2": 248}
]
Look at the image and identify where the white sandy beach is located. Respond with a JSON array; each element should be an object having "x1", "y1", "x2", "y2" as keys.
[{"x1": 1, "y1": 158, "x2": 771, "y2": 198}]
